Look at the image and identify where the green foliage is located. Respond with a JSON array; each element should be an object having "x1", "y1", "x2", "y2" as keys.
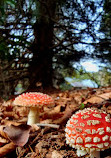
[
  {"x1": 94, "y1": 66, "x2": 111, "y2": 86},
  {"x1": 59, "y1": 82, "x2": 73, "y2": 91},
  {"x1": 80, "y1": 103, "x2": 85, "y2": 110},
  {"x1": 6, "y1": 0, "x2": 16, "y2": 7},
  {"x1": 73, "y1": 64, "x2": 111, "y2": 88}
]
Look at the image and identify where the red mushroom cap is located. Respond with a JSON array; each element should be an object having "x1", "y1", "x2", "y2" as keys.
[
  {"x1": 65, "y1": 108, "x2": 111, "y2": 152},
  {"x1": 13, "y1": 92, "x2": 54, "y2": 108}
]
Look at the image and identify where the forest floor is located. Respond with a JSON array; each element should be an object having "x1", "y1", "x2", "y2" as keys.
[{"x1": 0, "y1": 86, "x2": 111, "y2": 158}]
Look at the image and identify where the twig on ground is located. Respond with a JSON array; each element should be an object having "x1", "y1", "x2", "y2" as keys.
[{"x1": 36, "y1": 123, "x2": 60, "y2": 129}]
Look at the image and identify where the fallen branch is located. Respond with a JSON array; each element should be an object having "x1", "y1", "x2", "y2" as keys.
[{"x1": 36, "y1": 123, "x2": 60, "y2": 129}]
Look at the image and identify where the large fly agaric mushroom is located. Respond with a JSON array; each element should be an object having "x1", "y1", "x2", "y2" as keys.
[
  {"x1": 13, "y1": 92, "x2": 54, "y2": 125},
  {"x1": 65, "y1": 108, "x2": 111, "y2": 158}
]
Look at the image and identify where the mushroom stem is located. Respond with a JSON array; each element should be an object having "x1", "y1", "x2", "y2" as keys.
[
  {"x1": 76, "y1": 149, "x2": 87, "y2": 157},
  {"x1": 27, "y1": 107, "x2": 40, "y2": 125},
  {"x1": 77, "y1": 149, "x2": 100, "y2": 158},
  {"x1": 90, "y1": 151, "x2": 100, "y2": 158}
]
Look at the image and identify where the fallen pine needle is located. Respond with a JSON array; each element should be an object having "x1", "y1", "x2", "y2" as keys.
[{"x1": 28, "y1": 145, "x2": 34, "y2": 152}]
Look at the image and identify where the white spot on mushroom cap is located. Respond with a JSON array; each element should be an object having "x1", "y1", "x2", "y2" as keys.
[
  {"x1": 106, "y1": 127, "x2": 111, "y2": 133},
  {"x1": 85, "y1": 144, "x2": 93, "y2": 148},
  {"x1": 92, "y1": 129, "x2": 96, "y2": 134},
  {"x1": 80, "y1": 123, "x2": 85, "y2": 127},
  {"x1": 104, "y1": 142, "x2": 109, "y2": 147},
  {"x1": 75, "y1": 127, "x2": 82, "y2": 133},
  {"x1": 85, "y1": 129, "x2": 91, "y2": 134},
  {"x1": 93, "y1": 113, "x2": 102, "y2": 118},
  {"x1": 97, "y1": 143, "x2": 104, "y2": 148},
  {"x1": 81, "y1": 115, "x2": 89, "y2": 119},
  {"x1": 105, "y1": 115, "x2": 110, "y2": 122},
  {"x1": 76, "y1": 137, "x2": 83, "y2": 144},
  {"x1": 67, "y1": 123, "x2": 73, "y2": 128},
  {"x1": 97, "y1": 128, "x2": 105, "y2": 135},
  {"x1": 71, "y1": 119, "x2": 78, "y2": 124},
  {"x1": 93, "y1": 137, "x2": 101, "y2": 143},
  {"x1": 72, "y1": 115, "x2": 78, "y2": 118},
  {"x1": 65, "y1": 128, "x2": 71, "y2": 134},
  {"x1": 72, "y1": 130, "x2": 76, "y2": 134},
  {"x1": 102, "y1": 135, "x2": 109, "y2": 141},
  {"x1": 87, "y1": 120, "x2": 100, "y2": 126},
  {"x1": 70, "y1": 138, "x2": 75, "y2": 144},
  {"x1": 85, "y1": 137, "x2": 92, "y2": 143}
]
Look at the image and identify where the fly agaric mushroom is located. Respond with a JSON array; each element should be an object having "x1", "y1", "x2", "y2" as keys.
[
  {"x1": 65, "y1": 108, "x2": 111, "y2": 158},
  {"x1": 13, "y1": 92, "x2": 54, "y2": 125}
]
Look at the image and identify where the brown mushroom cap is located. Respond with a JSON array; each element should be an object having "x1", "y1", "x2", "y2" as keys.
[
  {"x1": 65, "y1": 108, "x2": 111, "y2": 152},
  {"x1": 13, "y1": 92, "x2": 54, "y2": 108}
]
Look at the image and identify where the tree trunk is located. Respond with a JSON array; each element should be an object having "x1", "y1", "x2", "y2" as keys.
[{"x1": 28, "y1": 1, "x2": 56, "y2": 89}]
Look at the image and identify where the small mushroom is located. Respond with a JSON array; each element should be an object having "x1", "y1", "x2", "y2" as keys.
[
  {"x1": 65, "y1": 107, "x2": 111, "y2": 158},
  {"x1": 13, "y1": 92, "x2": 54, "y2": 125}
]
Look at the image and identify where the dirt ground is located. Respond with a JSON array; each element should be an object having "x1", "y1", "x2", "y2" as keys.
[{"x1": 1, "y1": 87, "x2": 111, "y2": 158}]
